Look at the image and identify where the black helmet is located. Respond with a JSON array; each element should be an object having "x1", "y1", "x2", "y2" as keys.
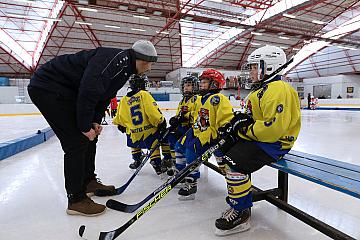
[
  {"x1": 180, "y1": 76, "x2": 199, "y2": 97},
  {"x1": 129, "y1": 74, "x2": 149, "y2": 91}
]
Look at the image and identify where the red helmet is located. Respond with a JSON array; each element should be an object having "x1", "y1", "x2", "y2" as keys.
[{"x1": 199, "y1": 69, "x2": 226, "y2": 90}]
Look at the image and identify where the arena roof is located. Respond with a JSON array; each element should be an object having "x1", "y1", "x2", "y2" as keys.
[{"x1": 0, "y1": 0, "x2": 359, "y2": 80}]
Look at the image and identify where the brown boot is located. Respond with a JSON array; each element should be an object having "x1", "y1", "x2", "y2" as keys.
[
  {"x1": 86, "y1": 179, "x2": 116, "y2": 197},
  {"x1": 66, "y1": 197, "x2": 106, "y2": 216}
]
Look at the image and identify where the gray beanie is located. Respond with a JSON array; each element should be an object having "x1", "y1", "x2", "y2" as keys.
[{"x1": 132, "y1": 40, "x2": 158, "y2": 62}]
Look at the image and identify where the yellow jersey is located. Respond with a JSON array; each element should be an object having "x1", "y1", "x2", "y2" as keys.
[
  {"x1": 193, "y1": 93, "x2": 233, "y2": 145},
  {"x1": 113, "y1": 90, "x2": 164, "y2": 143},
  {"x1": 240, "y1": 80, "x2": 301, "y2": 151},
  {"x1": 175, "y1": 95, "x2": 198, "y2": 127}
]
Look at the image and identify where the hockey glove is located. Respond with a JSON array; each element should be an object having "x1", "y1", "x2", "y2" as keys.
[
  {"x1": 117, "y1": 125, "x2": 126, "y2": 133},
  {"x1": 218, "y1": 122, "x2": 233, "y2": 137},
  {"x1": 158, "y1": 119, "x2": 167, "y2": 134},
  {"x1": 230, "y1": 111, "x2": 254, "y2": 133},
  {"x1": 169, "y1": 116, "x2": 180, "y2": 127}
]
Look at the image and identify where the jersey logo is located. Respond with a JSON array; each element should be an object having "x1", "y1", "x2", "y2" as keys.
[
  {"x1": 194, "y1": 108, "x2": 210, "y2": 132},
  {"x1": 210, "y1": 95, "x2": 220, "y2": 106},
  {"x1": 127, "y1": 96, "x2": 140, "y2": 105},
  {"x1": 180, "y1": 105, "x2": 189, "y2": 114},
  {"x1": 277, "y1": 104, "x2": 283, "y2": 113}
]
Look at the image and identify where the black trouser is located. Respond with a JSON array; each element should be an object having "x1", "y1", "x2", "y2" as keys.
[
  {"x1": 28, "y1": 87, "x2": 97, "y2": 202},
  {"x1": 219, "y1": 135, "x2": 275, "y2": 174}
]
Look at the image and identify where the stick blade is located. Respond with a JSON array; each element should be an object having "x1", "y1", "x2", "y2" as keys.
[
  {"x1": 99, "y1": 231, "x2": 116, "y2": 240},
  {"x1": 106, "y1": 199, "x2": 137, "y2": 213}
]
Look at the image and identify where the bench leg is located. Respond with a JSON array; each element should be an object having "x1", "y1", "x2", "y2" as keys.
[{"x1": 278, "y1": 171, "x2": 288, "y2": 202}]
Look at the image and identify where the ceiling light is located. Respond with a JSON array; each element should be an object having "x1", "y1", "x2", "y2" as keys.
[
  {"x1": 312, "y1": 19, "x2": 326, "y2": 25},
  {"x1": 119, "y1": 5, "x2": 128, "y2": 10},
  {"x1": 6, "y1": 13, "x2": 29, "y2": 18},
  {"x1": 208, "y1": 0, "x2": 222, "y2": 2},
  {"x1": 105, "y1": 25, "x2": 121, "y2": 29},
  {"x1": 153, "y1": 11, "x2": 162, "y2": 15},
  {"x1": 251, "y1": 32, "x2": 262, "y2": 36},
  {"x1": 131, "y1": 28, "x2": 146, "y2": 32},
  {"x1": 75, "y1": 21, "x2": 92, "y2": 26},
  {"x1": 14, "y1": 0, "x2": 34, "y2": 4},
  {"x1": 43, "y1": 18, "x2": 62, "y2": 22},
  {"x1": 184, "y1": 16, "x2": 193, "y2": 21},
  {"x1": 133, "y1": 15, "x2": 150, "y2": 20},
  {"x1": 304, "y1": 40, "x2": 311, "y2": 44},
  {"x1": 293, "y1": 48, "x2": 300, "y2": 51},
  {"x1": 279, "y1": 36, "x2": 290, "y2": 40},
  {"x1": 78, "y1": 7, "x2": 98, "y2": 12},
  {"x1": 251, "y1": 42, "x2": 261, "y2": 45},
  {"x1": 283, "y1": 13, "x2": 296, "y2": 19},
  {"x1": 136, "y1": 8, "x2": 146, "y2": 13},
  {"x1": 235, "y1": 40, "x2": 245, "y2": 44},
  {"x1": 279, "y1": 46, "x2": 287, "y2": 49},
  {"x1": 156, "y1": 31, "x2": 169, "y2": 34},
  {"x1": 337, "y1": 46, "x2": 357, "y2": 50}
]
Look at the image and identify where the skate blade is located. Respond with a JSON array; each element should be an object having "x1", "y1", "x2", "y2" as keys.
[
  {"x1": 178, "y1": 194, "x2": 195, "y2": 201},
  {"x1": 214, "y1": 221, "x2": 250, "y2": 236},
  {"x1": 158, "y1": 173, "x2": 168, "y2": 180},
  {"x1": 174, "y1": 183, "x2": 184, "y2": 189}
]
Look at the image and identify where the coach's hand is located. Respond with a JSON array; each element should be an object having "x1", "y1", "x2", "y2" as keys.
[
  {"x1": 82, "y1": 129, "x2": 97, "y2": 141},
  {"x1": 92, "y1": 123, "x2": 103, "y2": 135}
]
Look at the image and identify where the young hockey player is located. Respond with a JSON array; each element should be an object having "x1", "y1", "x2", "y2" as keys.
[
  {"x1": 167, "y1": 76, "x2": 199, "y2": 177},
  {"x1": 113, "y1": 74, "x2": 172, "y2": 177},
  {"x1": 175, "y1": 69, "x2": 234, "y2": 200},
  {"x1": 214, "y1": 45, "x2": 301, "y2": 236}
]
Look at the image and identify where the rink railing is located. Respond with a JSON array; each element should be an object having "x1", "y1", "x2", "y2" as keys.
[{"x1": 0, "y1": 127, "x2": 54, "y2": 161}]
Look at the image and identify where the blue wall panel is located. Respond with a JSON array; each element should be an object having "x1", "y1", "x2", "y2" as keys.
[{"x1": 0, "y1": 128, "x2": 55, "y2": 161}]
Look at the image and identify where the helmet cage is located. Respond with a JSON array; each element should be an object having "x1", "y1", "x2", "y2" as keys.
[
  {"x1": 129, "y1": 74, "x2": 149, "y2": 91},
  {"x1": 180, "y1": 76, "x2": 199, "y2": 97}
]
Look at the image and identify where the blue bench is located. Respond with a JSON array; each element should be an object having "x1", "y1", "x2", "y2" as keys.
[{"x1": 252, "y1": 150, "x2": 359, "y2": 240}]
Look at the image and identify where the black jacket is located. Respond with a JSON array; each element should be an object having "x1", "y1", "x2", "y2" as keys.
[{"x1": 29, "y1": 47, "x2": 137, "y2": 132}]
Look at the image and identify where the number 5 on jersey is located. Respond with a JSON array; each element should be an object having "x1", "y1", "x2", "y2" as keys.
[{"x1": 130, "y1": 104, "x2": 143, "y2": 125}]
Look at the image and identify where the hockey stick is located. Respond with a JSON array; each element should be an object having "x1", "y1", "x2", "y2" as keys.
[
  {"x1": 106, "y1": 159, "x2": 225, "y2": 213},
  {"x1": 79, "y1": 138, "x2": 227, "y2": 240},
  {"x1": 95, "y1": 126, "x2": 172, "y2": 196}
]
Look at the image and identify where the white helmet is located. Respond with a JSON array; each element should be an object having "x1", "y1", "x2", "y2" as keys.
[{"x1": 247, "y1": 45, "x2": 286, "y2": 82}]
